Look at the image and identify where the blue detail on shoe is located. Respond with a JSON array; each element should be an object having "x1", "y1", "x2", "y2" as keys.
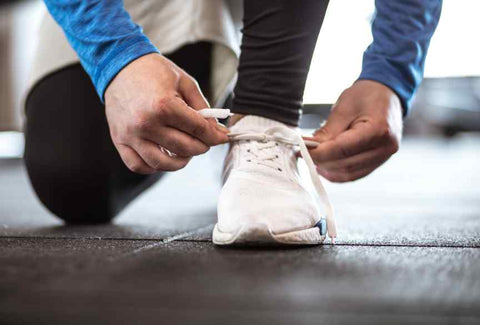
[{"x1": 315, "y1": 218, "x2": 327, "y2": 236}]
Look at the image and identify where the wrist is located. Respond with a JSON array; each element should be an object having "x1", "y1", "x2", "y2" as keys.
[
  {"x1": 96, "y1": 37, "x2": 159, "y2": 103},
  {"x1": 354, "y1": 79, "x2": 403, "y2": 115}
]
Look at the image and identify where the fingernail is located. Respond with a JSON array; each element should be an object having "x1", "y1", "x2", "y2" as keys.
[{"x1": 216, "y1": 123, "x2": 230, "y2": 134}]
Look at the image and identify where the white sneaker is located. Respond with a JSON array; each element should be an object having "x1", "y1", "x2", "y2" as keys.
[{"x1": 213, "y1": 115, "x2": 337, "y2": 246}]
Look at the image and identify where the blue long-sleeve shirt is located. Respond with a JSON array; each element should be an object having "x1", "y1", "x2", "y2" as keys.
[
  {"x1": 43, "y1": 0, "x2": 159, "y2": 101},
  {"x1": 44, "y1": 0, "x2": 442, "y2": 113},
  {"x1": 359, "y1": 0, "x2": 442, "y2": 114}
]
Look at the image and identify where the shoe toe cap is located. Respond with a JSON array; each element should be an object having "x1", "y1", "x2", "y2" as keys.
[{"x1": 217, "y1": 172, "x2": 319, "y2": 234}]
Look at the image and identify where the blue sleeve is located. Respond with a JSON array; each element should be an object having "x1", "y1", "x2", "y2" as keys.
[
  {"x1": 358, "y1": 0, "x2": 442, "y2": 115},
  {"x1": 44, "y1": 0, "x2": 159, "y2": 101}
]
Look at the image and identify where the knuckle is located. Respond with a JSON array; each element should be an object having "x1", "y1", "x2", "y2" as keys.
[
  {"x1": 140, "y1": 150, "x2": 163, "y2": 171},
  {"x1": 131, "y1": 111, "x2": 151, "y2": 133},
  {"x1": 152, "y1": 96, "x2": 174, "y2": 117},
  {"x1": 127, "y1": 162, "x2": 147, "y2": 174},
  {"x1": 191, "y1": 122, "x2": 208, "y2": 139},
  {"x1": 177, "y1": 159, "x2": 189, "y2": 170},
  {"x1": 389, "y1": 138, "x2": 400, "y2": 154},
  {"x1": 181, "y1": 145, "x2": 199, "y2": 157},
  {"x1": 375, "y1": 124, "x2": 393, "y2": 142},
  {"x1": 177, "y1": 144, "x2": 196, "y2": 157},
  {"x1": 380, "y1": 127, "x2": 392, "y2": 140},
  {"x1": 152, "y1": 160, "x2": 166, "y2": 171},
  {"x1": 162, "y1": 139, "x2": 183, "y2": 156},
  {"x1": 110, "y1": 130, "x2": 123, "y2": 144},
  {"x1": 337, "y1": 144, "x2": 351, "y2": 159},
  {"x1": 185, "y1": 76, "x2": 199, "y2": 90},
  {"x1": 343, "y1": 164, "x2": 357, "y2": 174},
  {"x1": 178, "y1": 140, "x2": 208, "y2": 156},
  {"x1": 375, "y1": 124, "x2": 400, "y2": 155},
  {"x1": 198, "y1": 144, "x2": 209, "y2": 155}
]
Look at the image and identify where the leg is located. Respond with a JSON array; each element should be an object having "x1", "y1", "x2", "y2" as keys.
[
  {"x1": 24, "y1": 42, "x2": 212, "y2": 223},
  {"x1": 215, "y1": 3, "x2": 334, "y2": 245},
  {"x1": 232, "y1": 0, "x2": 329, "y2": 126}
]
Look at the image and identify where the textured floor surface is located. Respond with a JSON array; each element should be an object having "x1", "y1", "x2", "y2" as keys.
[{"x1": 1, "y1": 135, "x2": 480, "y2": 324}]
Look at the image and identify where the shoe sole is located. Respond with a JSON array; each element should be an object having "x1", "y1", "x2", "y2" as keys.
[{"x1": 212, "y1": 222, "x2": 326, "y2": 246}]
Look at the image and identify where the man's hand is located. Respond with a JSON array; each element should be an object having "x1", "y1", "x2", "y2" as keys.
[
  {"x1": 306, "y1": 80, "x2": 403, "y2": 182},
  {"x1": 105, "y1": 53, "x2": 229, "y2": 174}
]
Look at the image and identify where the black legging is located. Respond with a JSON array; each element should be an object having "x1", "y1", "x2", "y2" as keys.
[
  {"x1": 24, "y1": 1, "x2": 329, "y2": 223},
  {"x1": 233, "y1": 0, "x2": 329, "y2": 125},
  {"x1": 24, "y1": 43, "x2": 212, "y2": 223}
]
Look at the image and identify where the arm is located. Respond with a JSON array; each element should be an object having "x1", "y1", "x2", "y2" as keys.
[
  {"x1": 44, "y1": 1, "x2": 229, "y2": 173},
  {"x1": 44, "y1": 0, "x2": 158, "y2": 100},
  {"x1": 308, "y1": 0, "x2": 442, "y2": 182},
  {"x1": 359, "y1": 0, "x2": 443, "y2": 114}
]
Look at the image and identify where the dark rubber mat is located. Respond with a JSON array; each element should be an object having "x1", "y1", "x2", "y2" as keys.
[
  {"x1": 1, "y1": 136, "x2": 480, "y2": 324},
  {"x1": 1, "y1": 239, "x2": 479, "y2": 324}
]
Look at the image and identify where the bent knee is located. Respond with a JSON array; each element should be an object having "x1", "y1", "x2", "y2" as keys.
[{"x1": 24, "y1": 157, "x2": 116, "y2": 224}]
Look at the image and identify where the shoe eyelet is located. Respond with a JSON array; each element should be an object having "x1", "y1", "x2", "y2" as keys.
[
  {"x1": 275, "y1": 155, "x2": 279, "y2": 158},
  {"x1": 247, "y1": 149, "x2": 250, "y2": 152},
  {"x1": 277, "y1": 168, "x2": 282, "y2": 172},
  {"x1": 275, "y1": 143, "x2": 279, "y2": 146},
  {"x1": 247, "y1": 159, "x2": 251, "y2": 162}
]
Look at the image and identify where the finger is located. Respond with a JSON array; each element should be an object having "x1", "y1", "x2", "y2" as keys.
[
  {"x1": 164, "y1": 97, "x2": 229, "y2": 146},
  {"x1": 134, "y1": 139, "x2": 190, "y2": 171},
  {"x1": 177, "y1": 76, "x2": 220, "y2": 129},
  {"x1": 317, "y1": 146, "x2": 390, "y2": 174},
  {"x1": 313, "y1": 104, "x2": 354, "y2": 142},
  {"x1": 178, "y1": 73, "x2": 210, "y2": 110},
  {"x1": 317, "y1": 165, "x2": 378, "y2": 183},
  {"x1": 117, "y1": 144, "x2": 156, "y2": 174},
  {"x1": 309, "y1": 121, "x2": 378, "y2": 163},
  {"x1": 145, "y1": 126, "x2": 209, "y2": 157}
]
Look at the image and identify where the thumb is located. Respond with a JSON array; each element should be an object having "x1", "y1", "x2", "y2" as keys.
[
  {"x1": 178, "y1": 73, "x2": 210, "y2": 111},
  {"x1": 313, "y1": 104, "x2": 351, "y2": 142},
  {"x1": 178, "y1": 73, "x2": 224, "y2": 130}
]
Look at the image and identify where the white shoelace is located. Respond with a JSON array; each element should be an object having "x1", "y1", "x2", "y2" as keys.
[
  {"x1": 199, "y1": 109, "x2": 338, "y2": 240},
  {"x1": 227, "y1": 131, "x2": 295, "y2": 170}
]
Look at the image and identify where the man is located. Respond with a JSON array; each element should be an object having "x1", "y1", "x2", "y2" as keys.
[{"x1": 24, "y1": 0, "x2": 441, "y2": 245}]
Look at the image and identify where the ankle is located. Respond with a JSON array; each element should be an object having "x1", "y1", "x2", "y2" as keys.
[{"x1": 228, "y1": 114, "x2": 245, "y2": 127}]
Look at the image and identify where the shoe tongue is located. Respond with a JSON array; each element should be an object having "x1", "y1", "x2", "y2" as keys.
[{"x1": 230, "y1": 115, "x2": 294, "y2": 133}]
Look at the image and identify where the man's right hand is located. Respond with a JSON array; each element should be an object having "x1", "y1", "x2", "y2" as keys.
[{"x1": 104, "y1": 53, "x2": 229, "y2": 174}]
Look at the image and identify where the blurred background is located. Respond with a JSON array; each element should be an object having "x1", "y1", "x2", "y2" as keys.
[{"x1": 1, "y1": 0, "x2": 479, "y2": 158}]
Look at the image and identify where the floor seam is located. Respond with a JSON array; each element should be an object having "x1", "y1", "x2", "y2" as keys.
[
  {"x1": 106, "y1": 224, "x2": 215, "y2": 261},
  {"x1": 0, "y1": 232, "x2": 212, "y2": 242}
]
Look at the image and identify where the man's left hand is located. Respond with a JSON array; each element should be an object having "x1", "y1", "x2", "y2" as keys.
[{"x1": 306, "y1": 80, "x2": 403, "y2": 182}]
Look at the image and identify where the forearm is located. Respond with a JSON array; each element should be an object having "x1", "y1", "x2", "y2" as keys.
[
  {"x1": 44, "y1": 0, "x2": 158, "y2": 100},
  {"x1": 358, "y1": 0, "x2": 442, "y2": 115}
]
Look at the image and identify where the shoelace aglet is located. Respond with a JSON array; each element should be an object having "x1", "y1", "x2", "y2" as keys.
[{"x1": 198, "y1": 108, "x2": 233, "y2": 119}]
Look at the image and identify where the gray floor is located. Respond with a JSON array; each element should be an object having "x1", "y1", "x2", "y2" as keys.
[{"x1": 1, "y1": 135, "x2": 480, "y2": 324}]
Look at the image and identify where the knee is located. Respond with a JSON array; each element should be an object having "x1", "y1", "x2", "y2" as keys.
[{"x1": 24, "y1": 155, "x2": 116, "y2": 224}]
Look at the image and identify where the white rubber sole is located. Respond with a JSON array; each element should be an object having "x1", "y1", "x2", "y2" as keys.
[{"x1": 212, "y1": 222, "x2": 326, "y2": 246}]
